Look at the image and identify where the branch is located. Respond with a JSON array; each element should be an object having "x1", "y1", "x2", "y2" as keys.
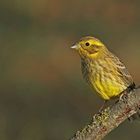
[{"x1": 70, "y1": 87, "x2": 140, "y2": 140}]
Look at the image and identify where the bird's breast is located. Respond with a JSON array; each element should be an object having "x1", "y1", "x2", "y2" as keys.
[
  {"x1": 81, "y1": 59, "x2": 98, "y2": 85},
  {"x1": 81, "y1": 58, "x2": 129, "y2": 100}
]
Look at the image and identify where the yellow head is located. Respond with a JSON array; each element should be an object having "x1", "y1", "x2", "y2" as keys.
[{"x1": 71, "y1": 36, "x2": 108, "y2": 59}]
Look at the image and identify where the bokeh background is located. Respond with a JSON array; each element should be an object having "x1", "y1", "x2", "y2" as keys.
[{"x1": 0, "y1": 0, "x2": 140, "y2": 140}]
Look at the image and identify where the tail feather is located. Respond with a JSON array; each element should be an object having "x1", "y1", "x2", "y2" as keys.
[
  {"x1": 128, "y1": 112, "x2": 140, "y2": 121},
  {"x1": 127, "y1": 84, "x2": 140, "y2": 121}
]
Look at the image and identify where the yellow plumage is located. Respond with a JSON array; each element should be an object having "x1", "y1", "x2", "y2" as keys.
[{"x1": 71, "y1": 36, "x2": 135, "y2": 100}]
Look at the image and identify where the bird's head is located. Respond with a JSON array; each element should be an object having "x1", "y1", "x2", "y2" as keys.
[{"x1": 71, "y1": 36, "x2": 107, "y2": 59}]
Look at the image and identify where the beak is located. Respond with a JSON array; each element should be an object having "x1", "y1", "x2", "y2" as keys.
[{"x1": 71, "y1": 44, "x2": 79, "y2": 50}]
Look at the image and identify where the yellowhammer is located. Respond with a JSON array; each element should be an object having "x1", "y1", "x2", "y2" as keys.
[{"x1": 71, "y1": 36, "x2": 135, "y2": 107}]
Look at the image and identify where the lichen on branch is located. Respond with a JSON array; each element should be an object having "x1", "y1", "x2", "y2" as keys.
[{"x1": 70, "y1": 87, "x2": 140, "y2": 140}]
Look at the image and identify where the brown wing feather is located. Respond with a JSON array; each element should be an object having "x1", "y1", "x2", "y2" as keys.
[{"x1": 106, "y1": 52, "x2": 133, "y2": 86}]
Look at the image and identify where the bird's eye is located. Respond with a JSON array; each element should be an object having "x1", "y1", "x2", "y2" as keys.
[{"x1": 85, "y1": 42, "x2": 90, "y2": 46}]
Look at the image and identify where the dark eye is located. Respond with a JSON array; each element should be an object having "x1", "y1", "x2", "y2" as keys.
[{"x1": 85, "y1": 42, "x2": 90, "y2": 46}]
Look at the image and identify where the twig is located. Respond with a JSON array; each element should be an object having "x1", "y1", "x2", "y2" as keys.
[{"x1": 70, "y1": 87, "x2": 140, "y2": 140}]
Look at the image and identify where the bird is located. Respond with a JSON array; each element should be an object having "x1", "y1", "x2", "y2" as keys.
[{"x1": 71, "y1": 36, "x2": 135, "y2": 111}]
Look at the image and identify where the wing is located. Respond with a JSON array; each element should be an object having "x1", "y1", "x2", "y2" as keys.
[{"x1": 105, "y1": 52, "x2": 133, "y2": 86}]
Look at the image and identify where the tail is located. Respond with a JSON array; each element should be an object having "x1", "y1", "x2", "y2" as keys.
[
  {"x1": 128, "y1": 84, "x2": 140, "y2": 121},
  {"x1": 128, "y1": 112, "x2": 140, "y2": 121}
]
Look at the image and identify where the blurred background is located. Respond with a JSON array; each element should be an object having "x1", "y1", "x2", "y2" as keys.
[{"x1": 0, "y1": 0, "x2": 140, "y2": 140}]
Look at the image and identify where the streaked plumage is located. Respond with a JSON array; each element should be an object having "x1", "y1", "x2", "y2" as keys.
[{"x1": 71, "y1": 36, "x2": 135, "y2": 100}]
